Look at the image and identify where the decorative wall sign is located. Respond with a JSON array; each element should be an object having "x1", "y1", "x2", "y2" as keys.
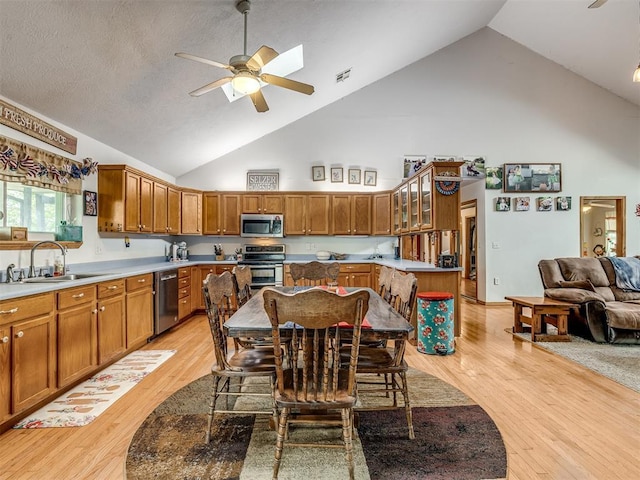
[
  {"x1": 246, "y1": 170, "x2": 279, "y2": 191},
  {"x1": 0, "y1": 99, "x2": 77, "y2": 155},
  {"x1": 0, "y1": 134, "x2": 96, "y2": 195}
]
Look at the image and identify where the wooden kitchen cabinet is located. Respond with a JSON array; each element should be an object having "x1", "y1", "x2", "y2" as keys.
[
  {"x1": 181, "y1": 189, "x2": 202, "y2": 235},
  {"x1": 153, "y1": 183, "x2": 181, "y2": 234},
  {"x1": 0, "y1": 324, "x2": 9, "y2": 422},
  {"x1": 178, "y1": 267, "x2": 192, "y2": 321},
  {"x1": 242, "y1": 194, "x2": 283, "y2": 214},
  {"x1": 98, "y1": 165, "x2": 152, "y2": 233},
  {"x1": 338, "y1": 263, "x2": 372, "y2": 288},
  {"x1": 331, "y1": 194, "x2": 371, "y2": 235},
  {"x1": 125, "y1": 273, "x2": 153, "y2": 349},
  {"x1": 97, "y1": 279, "x2": 126, "y2": 365},
  {"x1": 392, "y1": 190, "x2": 401, "y2": 235},
  {"x1": 0, "y1": 293, "x2": 56, "y2": 414},
  {"x1": 419, "y1": 161, "x2": 463, "y2": 232},
  {"x1": 57, "y1": 285, "x2": 97, "y2": 388},
  {"x1": 284, "y1": 194, "x2": 330, "y2": 235},
  {"x1": 409, "y1": 178, "x2": 420, "y2": 231},
  {"x1": 372, "y1": 193, "x2": 391, "y2": 236},
  {"x1": 203, "y1": 193, "x2": 241, "y2": 235}
]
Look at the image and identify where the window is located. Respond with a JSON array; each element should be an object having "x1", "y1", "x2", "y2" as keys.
[{"x1": 0, "y1": 181, "x2": 72, "y2": 233}]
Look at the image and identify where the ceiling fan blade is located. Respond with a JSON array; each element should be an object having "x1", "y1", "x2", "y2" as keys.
[
  {"x1": 246, "y1": 45, "x2": 279, "y2": 71},
  {"x1": 188, "y1": 77, "x2": 232, "y2": 97},
  {"x1": 250, "y1": 90, "x2": 269, "y2": 113},
  {"x1": 259, "y1": 73, "x2": 315, "y2": 95},
  {"x1": 175, "y1": 52, "x2": 232, "y2": 70},
  {"x1": 588, "y1": 0, "x2": 607, "y2": 8}
]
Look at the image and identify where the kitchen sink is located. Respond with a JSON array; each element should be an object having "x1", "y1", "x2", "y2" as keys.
[{"x1": 21, "y1": 273, "x2": 106, "y2": 283}]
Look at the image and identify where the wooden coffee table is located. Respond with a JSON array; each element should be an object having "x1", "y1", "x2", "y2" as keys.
[{"x1": 505, "y1": 296, "x2": 576, "y2": 342}]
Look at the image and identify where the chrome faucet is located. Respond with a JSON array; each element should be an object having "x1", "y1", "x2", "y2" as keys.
[
  {"x1": 6, "y1": 263, "x2": 15, "y2": 283},
  {"x1": 29, "y1": 241, "x2": 67, "y2": 278}
]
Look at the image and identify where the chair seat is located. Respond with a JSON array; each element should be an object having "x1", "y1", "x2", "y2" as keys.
[
  {"x1": 214, "y1": 346, "x2": 278, "y2": 374},
  {"x1": 275, "y1": 367, "x2": 356, "y2": 409},
  {"x1": 340, "y1": 345, "x2": 407, "y2": 372}
]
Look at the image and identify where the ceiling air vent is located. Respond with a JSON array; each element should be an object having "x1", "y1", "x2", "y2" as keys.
[{"x1": 336, "y1": 68, "x2": 351, "y2": 83}]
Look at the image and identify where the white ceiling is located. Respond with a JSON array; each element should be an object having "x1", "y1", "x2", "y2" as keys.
[{"x1": 1, "y1": 0, "x2": 638, "y2": 178}]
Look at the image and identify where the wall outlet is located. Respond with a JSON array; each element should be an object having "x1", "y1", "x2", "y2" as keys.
[
  {"x1": 493, "y1": 277, "x2": 500, "y2": 285},
  {"x1": 95, "y1": 243, "x2": 103, "y2": 255},
  {"x1": 305, "y1": 243, "x2": 311, "y2": 250},
  {"x1": 492, "y1": 242, "x2": 501, "y2": 249}
]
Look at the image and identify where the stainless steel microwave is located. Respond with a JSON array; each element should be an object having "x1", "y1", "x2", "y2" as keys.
[{"x1": 240, "y1": 214, "x2": 284, "y2": 238}]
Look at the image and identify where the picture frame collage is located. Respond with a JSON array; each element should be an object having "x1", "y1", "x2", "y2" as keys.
[
  {"x1": 494, "y1": 196, "x2": 572, "y2": 212},
  {"x1": 312, "y1": 166, "x2": 377, "y2": 186}
]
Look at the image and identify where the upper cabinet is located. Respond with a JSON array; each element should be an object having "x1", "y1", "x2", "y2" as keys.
[
  {"x1": 153, "y1": 183, "x2": 181, "y2": 234},
  {"x1": 372, "y1": 193, "x2": 391, "y2": 236},
  {"x1": 203, "y1": 193, "x2": 241, "y2": 235},
  {"x1": 181, "y1": 190, "x2": 202, "y2": 235},
  {"x1": 284, "y1": 194, "x2": 330, "y2": 235},
  {"x1": 98, "y1": 165, "x2": 153, "y2": 233},
  {"x1": 242, "y1": 194, "x2": 283, "y2": 214},
  {"x1": 330, "y1": 194, "x2": 371, "y2": 235}
]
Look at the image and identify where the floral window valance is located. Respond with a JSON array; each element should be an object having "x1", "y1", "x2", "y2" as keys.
[{"x1": 0, "y1": 135, "x2": 97, "y2": 195}]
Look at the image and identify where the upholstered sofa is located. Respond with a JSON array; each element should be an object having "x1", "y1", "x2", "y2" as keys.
[{"x1": 538, "y1": 257, "x2": 640, "y2": 344}]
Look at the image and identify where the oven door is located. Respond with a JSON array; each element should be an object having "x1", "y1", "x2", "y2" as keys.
[{"x1": 246, "y1": 264, "x2": 283, "y2": 289}]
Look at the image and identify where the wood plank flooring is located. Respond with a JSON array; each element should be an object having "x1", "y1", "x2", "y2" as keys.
[{"x1": 0, "y1": 299, "x2": 638, "y2": 479}]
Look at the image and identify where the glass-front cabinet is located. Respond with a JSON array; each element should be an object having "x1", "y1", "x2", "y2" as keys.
[
  {"x1": 392, "y1": 190, "x2": 401, "y2": 234},
  {"x1": 409, "y1": 178, "x2": 420, "y2": 231},
  {"x1": 400, "y1": 185, "x2": 409, "y2": 232},
  {"x1": 420, "y1": 170, "x2": 432, "y2": 230}
]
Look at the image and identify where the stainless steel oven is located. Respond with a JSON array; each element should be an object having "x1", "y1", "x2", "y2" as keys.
[{"x1": 239, "y1": 244, "x2": 285, "y2": 290}]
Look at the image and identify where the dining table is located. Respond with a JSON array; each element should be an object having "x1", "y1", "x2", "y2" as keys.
[{"x1": 223, "y1": 286, "x2": 414, "y2": 341}]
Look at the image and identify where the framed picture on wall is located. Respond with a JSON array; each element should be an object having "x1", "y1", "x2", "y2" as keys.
[
  {"x1": 495, "y1": 196, "x2": 511, "y2": 212},
  {"x1": 403, "y1": 155, "x2": 427, "y2": 178},
  {"x1": 348, "y1": 169, "x2": 361, "y2": 184},
  {"x1": 331, "y1": 167, "x2": 343, "y2": 183},
  {"x1": 536, "y1": 196, "x2": 553, "y2": 211},
  {"x1": 364, "y1": 170, "x2": 377, "y2": 186},
  {"x1": 556, "y1": 196, "x2": 571, "y2": 211},
  {"x1": 515, "y1": 197, "x2": 530, "y2": 211},
  {"x1": 83, "y1": 190, "x2": 97, "y2": 216},
  {"x1": 504, "y1": 163, "x2": 561, "y2": 193},
  {"x1": 485, "y1": 167, "x2": 503, "y2": 190},
  {"x1": 312, "y1": 166, "x2": 325, "y2": 181}
]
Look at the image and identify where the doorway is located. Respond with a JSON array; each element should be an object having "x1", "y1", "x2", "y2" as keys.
[
  {"x1": 580, "y1": 196, "x2": 626, "y2": 258},
  {"x1": 460, "y1": 200, "x2": 477, "y2": 300}
]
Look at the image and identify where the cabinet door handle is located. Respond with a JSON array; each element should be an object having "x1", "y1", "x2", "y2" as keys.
[
  {"x1": 15, "y1": 331, "x2": 24, "y2": 338},
  {"x1": 1, "y1": 336, "x2": 8, "y2": 343},
  {"x1": 100, "y1": 306, "x2": 106, "y2": 312},
  {"x1": 0, "y1": 307, "x2": 18, "y2": 315},
  {"x1": 92, "y1": 309, "x2": 98, "y2": 314},
  {"x1": 72, "y1": 293, "x2": 85, "y2": 299},
  {"x1": 107, "y1": 285, "x2": 118, "y2": 290},
  {"x1": 137, "y1": 279, "x2": 146, "y2": 283}
]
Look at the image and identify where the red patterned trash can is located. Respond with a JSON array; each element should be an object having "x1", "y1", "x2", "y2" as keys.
[{"x1": 416, "y1": 292, "x2": 455, "y2": 355}]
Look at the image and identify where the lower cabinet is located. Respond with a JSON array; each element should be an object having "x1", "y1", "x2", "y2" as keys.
[
  {"x1": 338, "y1": 264, "x2": 372, "y2": 288},
  {"x1": 57, "y1": 285, "x2": 98, "y2": 388},
  {"x1": 178, "y1": 267, "x2": 192, "y2": 321},
  {"x1": 126, "y1": 273, "x2": 154, "y2": 349},
  {"x1": 0, "y1": 293, "x2": 56, "y2": 418},
  {"x1": 97, "y1": 279, "x2": 126, "y2": 365}
]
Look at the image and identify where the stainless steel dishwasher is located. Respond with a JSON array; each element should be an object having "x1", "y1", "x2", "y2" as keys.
[{"x1": 154, "y1": 269, "x2": 178, "y2": 335}]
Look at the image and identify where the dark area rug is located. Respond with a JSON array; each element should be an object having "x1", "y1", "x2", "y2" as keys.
[
  {"x1": 126, "y1": 370, "x2": 507, "y2": 479},
  {"x1": 359, "y1": 407, "x2": 507, "y2": 480}
]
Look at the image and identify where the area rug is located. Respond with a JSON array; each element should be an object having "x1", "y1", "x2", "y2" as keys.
[
  {"x1": 13, "y1": 350, "x2": 176, "y2": 429},
  {"x1": 126, "y1": 369, "x2": 507, "y2": 480},
  {"x1": 507, "y1": 328, "x2": 640, "y2": 393}
]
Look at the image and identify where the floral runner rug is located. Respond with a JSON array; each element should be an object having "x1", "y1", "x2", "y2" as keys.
[{"x1": 14, "y1": 349, "x2": 176, "y2": 429}]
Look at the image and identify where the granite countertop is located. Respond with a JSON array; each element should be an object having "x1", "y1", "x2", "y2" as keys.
[{"x1": 0, "y1": 256, "x2": 460, "y2": 301}]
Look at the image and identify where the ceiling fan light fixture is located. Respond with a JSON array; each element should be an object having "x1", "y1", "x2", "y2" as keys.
[
  {"x1": 231, "y1": 72, "x2": 261, "y2": 95},
  {"x1": 633, "y1": 64, "x2": 640, "y2": 83}
]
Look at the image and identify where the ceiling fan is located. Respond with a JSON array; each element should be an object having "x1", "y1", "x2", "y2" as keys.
[
  {"x1": 588, "y1": 0, "x2": 608, "y2": 8},
  {"x1": 175, "y1": 0, "x2": 314, "y2": 112}
]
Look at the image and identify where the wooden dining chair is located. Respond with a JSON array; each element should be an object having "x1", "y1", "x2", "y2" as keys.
[
  {"x1": 202, "y1": 271, "x2": 278, "y2": 443},
  {"x1": 377, "y1": 265, "x2": 395, "y2": 304},
  {"x1": 263, "y1": 287, "x2": 370, "y2": 480},
  {"x1": 289, "y1": 261, "x2": 340, "y2": 286},
  {"x1": 232, "y1": 265, "x2": 253, "y2": 308},
  {"x1": 345, "y1": 271, "x2": 418, "y2": 440}
]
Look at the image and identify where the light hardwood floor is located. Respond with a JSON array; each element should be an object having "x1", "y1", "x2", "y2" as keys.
[{"x1": 1, "y1": 299, "x2": 638, "y2": 479}]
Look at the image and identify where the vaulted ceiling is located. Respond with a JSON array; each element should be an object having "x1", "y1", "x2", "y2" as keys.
[{"x1": 1, "y1": 0, "x2": 637, "y2": 178}]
